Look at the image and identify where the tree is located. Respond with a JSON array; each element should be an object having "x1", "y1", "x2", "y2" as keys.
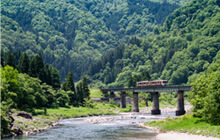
[
  {"x1": 41, "y1": 83, "x2": 56, "y2": 107},
  {"x1": 56, "y1": 89, "x2": 70, "y2": 107},
  {"x1": 51, "y1": 67, "x2": 61, "y2": 89},
  {"x1": 28, "y1": 53, "x2": 46, "y2": 83},
  {"x1": 17, "y1": 73, "x2": 45, "y2": 110},
  {"x1": 189, "y1": 61, "x2": 220, "y2": 124},
  {"x1": 34, "y1": 53, "x2": 46, "y2": 83},
  {"x1": 170, "y1": 66, "x2": 189, "y2": 85},
  {"x1": 82, "y1": 76, "x2": 90, "y2": 99},
  {"x1": 1, "y1": 49, "x2": 6, "y2": 67},
  {"x1": 18, "y1": 52, "x2": 29, "y2": 74},
  {"x1": 76, "y1": 82, "x2": 84, "y2": 104},
  {"x1": 1, "y1": 66, "x2": 19, "y2": 107},
  {"x1": 74, "y1": 76, "x2": 91, "y2": 106},
  {"x1": 6, "y1": 51, "x2": 15, "y2": 68},
  {"x1": 140, "y1": 70, "x2": 151, "y2": 81},
  {"x1": 67, "y1": 91, "x2": 76, "y2": 106},
  {"x1": 44, "y1": 64, "x2": 52, "y2": 86},
  {"x1": 153, "y1": 26, "x2": 160, "y2": 35},
  {"x1": 127, "y1": 75, "x2": 134, "y2": 87},
  {"x1": 127, "y1": 70, "x2": 151, "y2": 88},
  {"x1": 63, "y1": 72, "x2": 75, "y2": 92},
  {"x1": 34, "y1": 53, "x2": 44, "y2": 73},
  {"x1": 29, "y1": 57, "x2": 37, "y2": 77}
]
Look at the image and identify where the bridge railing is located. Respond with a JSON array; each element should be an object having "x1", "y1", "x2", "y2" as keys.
[{"x1": 100, "y1": 85, "x2": 191, "y2": 92}]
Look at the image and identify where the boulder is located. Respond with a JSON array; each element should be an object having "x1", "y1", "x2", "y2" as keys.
[{"x1": 17, "y1": 111, "x2": 33, "y2": 119}]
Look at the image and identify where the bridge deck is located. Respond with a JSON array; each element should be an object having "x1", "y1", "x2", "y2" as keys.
[{"x1": 100, "y1": 85, "x2": 191, "y2": 92}]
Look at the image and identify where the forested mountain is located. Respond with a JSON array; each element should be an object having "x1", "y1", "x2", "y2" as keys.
[
  {"x1": 87, "y1": 0, "x2": 220, "y2": 88},
  {"x1": 1, "y1": 0, "x2": 184, "y2": 81}
]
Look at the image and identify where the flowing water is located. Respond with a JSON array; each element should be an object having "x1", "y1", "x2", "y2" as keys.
[{"x1": 6, "y1": 113, "x2": 175, "y2": 140}]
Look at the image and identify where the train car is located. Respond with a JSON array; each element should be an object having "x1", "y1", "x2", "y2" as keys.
[{"x1": 136, "y1": 80, "x2": 168, "y2": 87}]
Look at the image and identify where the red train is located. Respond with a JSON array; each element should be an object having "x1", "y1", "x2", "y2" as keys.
[{"x1": 136, "y1": 80, "x2": 168, "y2": 87}]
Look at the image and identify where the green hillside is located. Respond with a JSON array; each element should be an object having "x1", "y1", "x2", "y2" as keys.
[
  {"x1": 1, "y1": 0, "x2": 183, "y2": 81},
  {"x1": 87, "y1": 0, "x2": 220, "y2": 88}
]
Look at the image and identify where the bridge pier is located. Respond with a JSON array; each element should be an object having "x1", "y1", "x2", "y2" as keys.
[
  {"x1": 151, "y1": 92, "x2": 161, "y2": 115},
  {"x1": 176, "y1": 90, "x2": 186, "y2": 116},
  {"x1": 120, "y1": 91, "x2": 126, "y2": 108},
  {"x1": 109, "y1": 91, "x2": 115, "y2": 100},
  {"x1": 132, "y1": 92, "x2": 139, "y2": 112}
]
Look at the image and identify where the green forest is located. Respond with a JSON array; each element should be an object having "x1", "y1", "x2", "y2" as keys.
[
  {"x1": 1, "y1": 0, "x2": 188, "y2": 81},
  {"x1": 1, "y1": 0, "x2": 220, "y2": 138},
  {"x1": 87, "y1": 0, "x2": 220, "y2": 88}
]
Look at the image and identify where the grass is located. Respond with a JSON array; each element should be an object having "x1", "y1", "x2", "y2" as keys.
[
  {"x1": 119, "y1": 104, "x2": 132, "y2": 112},
  {"x1": 11, "y1": 102, "x2": 117, "y2": 134},
  {"x1": 14, "y1": 116, "x2": 50, "y2": 131},
  {"x1": 146, "y1": 114, "x2": 220, "y2": 138},
  {"x1": 90, "y1": 89, "x2": 105, "y2": 98},
  {"x1": 139, "y1": 100, "x2": 153, "y2": 107},
  {"x1": 34, "y1": 102, "x2": 117, "y2": 122}
]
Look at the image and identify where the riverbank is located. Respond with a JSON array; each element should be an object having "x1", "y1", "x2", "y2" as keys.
[
  {"x1": 81, "y1": 110, "x2": 220, "y2": 140},
  {"x1": 83, "y1": 103, "x2": 220, "y2": 140},
  {"x1": 144, "y1": 114, "x2": 220, "y2": 139},
  {"x1": 139, "y1": 103, "x2": 220, "y2": 139},
  {"x1": 156, "y1": 131, "x2": 220, "y2": 140},
  {"x1": 3, "y1": 104, "x2": 117, "y2": 138},
  {"x1": 6, "y1": 103, "x2": 220, "y2": 140},
  {"x1": 10, "y1": 113, "x2": 60, "y2": 136},
  {"x1": 138, "y1": 124, "x2": 220, "y2": 140}
]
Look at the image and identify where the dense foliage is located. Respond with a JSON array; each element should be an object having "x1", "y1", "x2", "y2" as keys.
[
  {"x1": 1, "y1": 0, "x2": 183, "y2": 81},
  {"x1": 1, "y1": 51, "x2": 61, "y2": 88},
  {"x1": 87, "y1": 0, "x2": 220, "y2": 87},
  {"x1": 0, "y1": 53, "x2": 91, "y2": 137},
  {"x1": 189, "y1": 60, "x2": 220, "y2": 124}
]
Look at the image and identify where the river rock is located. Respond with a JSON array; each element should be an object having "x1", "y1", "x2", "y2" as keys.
[
  {"x1": 11, "y1": 125, "x2": 23, "y2": 135},
  {"x1": 17, "y1": 111, "x2": 33, "y2": 119},
  {"x1": 84, "y1": 115, "x2": 138, "y2": 124}
]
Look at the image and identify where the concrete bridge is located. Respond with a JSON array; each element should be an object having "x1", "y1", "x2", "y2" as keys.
[{"x1": 100, "y1": 85, "x2": 191, "y2": 116}]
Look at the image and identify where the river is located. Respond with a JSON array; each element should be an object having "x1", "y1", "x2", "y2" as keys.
[{"x1": 5, "y1": 113, "x2": 174, "y2": 140}]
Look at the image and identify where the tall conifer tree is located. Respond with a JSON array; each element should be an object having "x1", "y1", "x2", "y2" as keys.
[
  {"x1": 34, "y1": 53, "x2": 44, "y2": 73},
  {"x1": 1, "y1": 50, "x2": 5, "y2": 67},
  {"x1": 51, "y1": 67, "x2": 61, "y2": 89},
  {"x1": 45, "y1": 64, "x2": 52, "y2": 85},
  {"x1": 76, "y1": 82, "x2": 83, "y2": 104},
  {"x1": 82, "y1": 76, "x2": 90, "y2": 99},
  {"x1": 32, "y1": 53, "x2": 46, "y2": 83},
  {"x1": 6, "y1": 51, "x2": 15, "y2": 68},
  {"x1": 29, "y1": 57, "x2": 37, "y2": 77},
  {"x1": 63, "y1": 72, "x2": 75, "y2": 92},
  {"x1": 18, "y1": 52, "x2": 29, "y2": 74}
]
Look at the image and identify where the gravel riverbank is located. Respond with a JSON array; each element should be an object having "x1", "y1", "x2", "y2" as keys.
[
  {"x1": 7, "y1": 104, "x2": 219, "y2": 140},
  {"x1": 84, "y1": 105, "x2": 220, "y2": 140},
  {"x1": 84, "y1": 104, "x2": 192, "y2": 124}
]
